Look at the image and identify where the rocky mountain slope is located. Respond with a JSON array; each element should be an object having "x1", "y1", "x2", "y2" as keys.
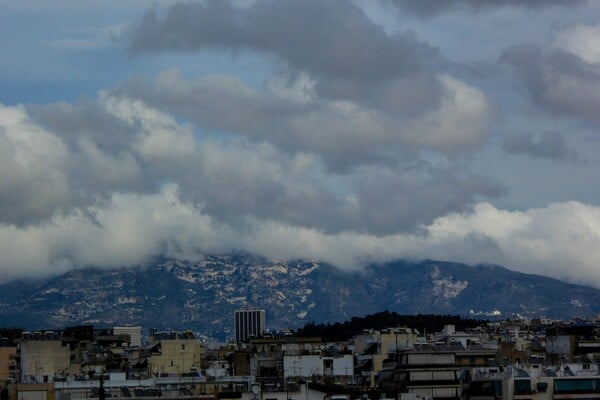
[{"x1": 0, "y1": 255, "x2": 598, "y2": 340}]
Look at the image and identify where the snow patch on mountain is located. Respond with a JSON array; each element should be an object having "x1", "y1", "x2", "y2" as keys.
[
  {"x1": 297, "y1": 262, "x2": 319, "y2": 276},
  {"x1": 430, "y1": 266, "x2": 468, "y2": 299},
  {"x1": 570, "y1": 298, "x2": 586, "y2": 307}
]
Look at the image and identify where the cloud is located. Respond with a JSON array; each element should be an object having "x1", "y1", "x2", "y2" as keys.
[
  {"x1": 385, "y1": 0, "x2": 584, "y2": 17},
  {"x1": 501, "y1": 39, "x2": 600, "y2": 123},
  {"x1": 0, "y1": 185, "x2": 228, "y2": 282},
  {"x1": 98, "y1": 92, "x2": 197, "y2": 159},
  {"x1": 122, "y1": 1, "x2": 496, "y2": 171},
  {"x1": 128, "y1": 0, "x2": 437, "y2": 81},
  {"x1": 1, "y1": 94, "x2": 598, "y2": 289},
  {"x1": 503, "y1": 131, "x2": 577, "y2": 161},
  {"x1": 1, "y1": 186, "x2": 600, "y2": 289},
  {"x1": 25, "y1": 92, "x2": 500, "y2": 235},
  {"x1": 553, "y1": 23, "x2": 600, "y2": 64},
  {"x1": 0, "y1": 103, "x2": 69, "y2": 225},
  {"x1": 47, "y1": 24, "x2": 127, "y2": 51},
  {"x1": 422, "y1": 202, "x2": 600, "y2": 288},
  {"x1": 5, "y1": 0, "x2": 600, "y2": 293},
  {"x1": 27, "y1": 99, "x2": 147, "y2": 203},
  {"x1": 110, "y1": 69, "x2": 493, "y2": 170},
  {"x1": 125, "y1": 1, "x2": 453, "y2": 118}
]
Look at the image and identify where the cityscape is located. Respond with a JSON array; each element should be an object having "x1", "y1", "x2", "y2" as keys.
[{"x1": 2, "y1": 310, "x2": 600, "y2": 400}]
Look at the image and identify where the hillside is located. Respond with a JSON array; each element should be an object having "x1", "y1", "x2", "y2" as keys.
[{"x1": 0, "y1": 256, "x2": 597, "y2": 339}]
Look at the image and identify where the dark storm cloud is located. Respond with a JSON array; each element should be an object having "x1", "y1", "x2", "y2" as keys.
[
  {"x1": 21, "y1": 92, "x2": 501, "y2": 236},
  {"x1": 108, "y1": 71, "x2": 413, "y2": 171},
  {"x1": 169, "y1": 152, "x2": 505, "y2": 235},
  {"x1": 27, "y1": 100, "x2": 150, "y2": 204},
  {"x1": 119, "y1": 0, "x2": 499, "y2": 229},
  {"x1": 129, "y1": 0, "x2": 436, "y2": 80},
  {"x1": 2, "y1": 0, "x2": 497, "y2": 235},
  {"x1": 0, "y1": 105, "x2": 71, "y2": 226},
  {"x1": 127, "y1": 0, "x2": 444, "y2": 113},
  {"x1": 29, "y1": 99, "x2": 135, "y2": 152},
  {"x1": 109, "y1": 68, "x2": 492, "y2": 173},
  {"x1": 501, "y1": 45, "x2": 600, "y2": 123},
  {"x1": 123, "y1": 0, "x2": 497, "y2": 173},
  {"x1": 5, "y1": 0, "x2": 600, "y2": 289},
  {"x1": 349, "y1": 164, "x2": 505, "y2": 234},
  {"x1": 503, "y1": 131, "x2": 577, "y2": 162},
  {"x1": 386, "y1": 0, "x2": 584, "y2": 17}
]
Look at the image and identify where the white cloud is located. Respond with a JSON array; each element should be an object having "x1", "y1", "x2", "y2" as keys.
[
  {"x1": 0, "y1": 94, "x2": 597, "y2": 290},
  {"x1": 502, "y1": 43, "x2": 600, "y2": 123},
  {"x1": 1, "y1": 182, "x2": 599, "y2": 289},
  {"x1": 75, "y1": 137, "x2": 142, "y2": 185},
  {"x1": 0, "y1": 103, "x2": 69, "y2": 224},
  {"x1": 99, "y1": 91, "x2": 196, "y2": 159},
  {"x1": 553, "y1": 24, "x2": 600, "y2": 64},
  {"x1": 3, "y1": 0, "x2": 600, "y2": 305},
  {"x1": 424, "y1": 202, "x2": 600, "y2": 286},
  {"x1": 409, "y1": 74, "x2": 493, "y2": 152},
  {"x1": 0, "y1": 185, "x2": 228, "y2": 282},
  {"x1": 112, "y1": 70, "x2": 493, "y2": 169},
  {"x1": 241, "y1": 201, "x2": 600, "y2": 289}
]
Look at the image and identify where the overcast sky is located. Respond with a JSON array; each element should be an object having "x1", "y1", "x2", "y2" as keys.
[{"x1": 2, "y1": 0, "x2": 600, "y2": 288}]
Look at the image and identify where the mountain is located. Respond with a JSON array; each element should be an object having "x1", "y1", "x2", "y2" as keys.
[{"x1": 0, "y1": 255, "x2": 599, "y2": 340}]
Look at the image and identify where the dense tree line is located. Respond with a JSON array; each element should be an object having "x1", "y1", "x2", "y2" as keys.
[
  {"x1": 0, "y1": 327, "x2": 23, "y2": 344},
  {"x1": 294, "y1": 311, "x2": 485, "y2": 342}
]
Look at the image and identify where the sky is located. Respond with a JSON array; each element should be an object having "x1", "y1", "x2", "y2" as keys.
[{"x1": 2, "y1": 0, "x2": 600, "y2": 288}]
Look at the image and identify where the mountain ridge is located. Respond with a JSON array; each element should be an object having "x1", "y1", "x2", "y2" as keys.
[{"x1": 0, "y1": 256, "x2": 598, "y2": 340}]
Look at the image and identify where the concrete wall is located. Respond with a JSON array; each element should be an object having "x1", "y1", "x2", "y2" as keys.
[
  {"x1": 0, "y1": 347, "x2": 17, "y2": 381},
  {"x1": 241, "y1": 384, "x2": 325, "y2": 400},
  {"x1": 546, "y1": 335, "x2": 573, "y2": 360},
  {"x1": 148, "y1": 338, "x2": 204, "y2": 375},
  {"x1": 113, "y1": 327, "x2": 141, "y2": 347},
  {"x1": 20, "y1": 341, "x2": 70, "y2": 383},
  {"x1": 283, "y1": 355, "x2": 353, "y2": 378},
  {"x1": 8, "y1": 383, "x2": 55, "y2": 400},
  {"x1": 381, "y1": 332, "x2": 417, "y2": 354}
]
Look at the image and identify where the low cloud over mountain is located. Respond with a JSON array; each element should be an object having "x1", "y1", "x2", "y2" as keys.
[{"x1": 1, "y1": 0, "x2": 600, "y2": 289}]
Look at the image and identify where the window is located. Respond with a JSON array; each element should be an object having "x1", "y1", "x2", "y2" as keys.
[
  {"x1": 536, "y1": 382, "x2": 548, "y2": 393},
  {"x1": 514, "y1": 379, "x2": 531, "y2": 395},
  {"x1": 554, "y1": 379, "x2": 600, "y2": 394},
  {"x1": 469, "y1": 380, "x2": 502, "y2": 396}
]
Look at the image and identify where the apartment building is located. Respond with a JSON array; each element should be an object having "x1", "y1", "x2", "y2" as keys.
[{"x1": 146, "y1": 331, "x2": 205, "y2": 376}]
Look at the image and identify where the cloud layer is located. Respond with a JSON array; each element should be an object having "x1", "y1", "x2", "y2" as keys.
[
  {"x1": 23, "y1": 93, "x2": 501, "y2": 236},
  {"x1": 2, "y1": 180, "x2": 600, "y2": 289},
  {"x1": 1, "y1": 97, "x2": 599, "y2": 289},
  {"x1": 385, "y1": 0, "x2": 584, "y2": 17},
  {"x1": 2, "y1": 0, "x2": 600, "y2": 292},
  {"x1": 503, "y1": 131, "x2": 577, "y2": 162},
  {"x1": 126, "y1": 1, "x2": 495, "y2": 166}
]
